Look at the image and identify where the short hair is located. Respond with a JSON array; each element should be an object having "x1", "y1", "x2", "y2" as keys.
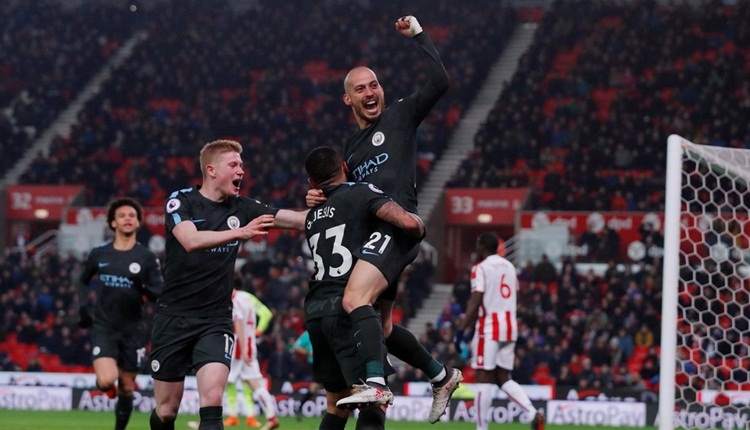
[
  {"x1": 305, "y1": 146, "x2": 342, "y2": 186},
  {"x1": 477, "y1": 232, "x2": 499, "y2": 253},
  {"x1": 200, "y1": 139, "x2": 243, "y2": 177},
  {"x1": 107, "y1": 197, "x2": 143, "y2": 231}
]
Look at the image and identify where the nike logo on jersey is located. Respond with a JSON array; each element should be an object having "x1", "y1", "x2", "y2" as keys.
[
  {"x1": 191, "y1": 218, "x2": 206, "y2": 224},
  {"x1": 98, "y1": 263, "x2": 110, "y2": 268},
  {"x1": 361, "y1": 249, "x2": 380, "y2": 256}
]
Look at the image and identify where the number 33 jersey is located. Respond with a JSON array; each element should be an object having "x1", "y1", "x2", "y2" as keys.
[{"x1": 304, "y1": 182, "x2": 393, "y2": 320}]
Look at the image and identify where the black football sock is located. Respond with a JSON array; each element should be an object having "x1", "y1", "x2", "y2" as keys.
[
  {"x1": 386, "y1": 324, "x2": 444, "y2": 379},
  {"x1": 114, "y1": 394, "x2": 133, "y2": 430},
  {"x1": 198, "y1": 406, "x2": 223, "y2": 430},
  {"x1": 350, "y1": 305, "x2": 386, "y2": 380},
  {"x1": 356, "y1": 405, "x2": 386, "y2": 430},
  {"x1": 149, "y1": 409, "x2": 175, "y2": 430},
  {"x1": 319, "y1": 412, "x2": 348, "y2": 430}
]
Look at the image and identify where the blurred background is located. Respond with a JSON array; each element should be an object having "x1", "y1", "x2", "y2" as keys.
[{"x1": 1, "y1": 0, "x2": 749, "y2": 424}]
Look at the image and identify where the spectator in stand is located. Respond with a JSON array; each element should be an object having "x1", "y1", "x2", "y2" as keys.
[
  {"x1": 634, "y1": 323, "x2": 655, "y2": 348},
  {"x1": 26, "y1": 354, "x2": 43, "y2": 372},
  {"x1": 266, "y1": 336, "x2": 298, "y2": 383},
  {"x1": 612, "y1": 327, "x2": 635, "y2": 366},
  {"x1": 555, "y1": 364, "x2": 577, "y2": 388},
  {"x1": 534, "y1": 254, "x2": 558, "y2": 285}
]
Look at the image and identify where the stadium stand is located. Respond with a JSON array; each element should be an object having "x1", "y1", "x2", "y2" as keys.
[{"x1": 2, "y1": 0, "x2": 750, "y2": 401}]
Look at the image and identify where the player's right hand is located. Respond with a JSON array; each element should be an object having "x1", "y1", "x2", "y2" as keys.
[
  {"x1": 239, "y1": 214, "x2": 275, "y2": 239},
  {"x1": 78, "y1": 306, "x2": 93, "y2": 329},
  {"x1": 306, "y1": 188, "x2": 327, "y2": 208},
  {"x1": 395, "y1": 15, "x2": 423, "y2": 37}
]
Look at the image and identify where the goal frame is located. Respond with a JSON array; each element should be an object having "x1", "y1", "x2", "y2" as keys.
[
  {"x1": 661, "y1": 134, "x2": 750, "y2": 429},
  {"x1": 659, "y1": 134, "x2": 682, "y2": 429}
]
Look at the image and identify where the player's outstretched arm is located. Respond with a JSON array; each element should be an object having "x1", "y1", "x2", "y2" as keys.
[
  {"x1": 395, "y1": 15, "x2": 449, "y2": 117},
  {"x1": 173, "y1": 214, "x2": 274, "y2": 252},
  {"x1": 273, "y1": 208, "x2": 308, "y2": 230},
  {"x1": 375, "y1": 201, "x2": 425, "y2": 238}
]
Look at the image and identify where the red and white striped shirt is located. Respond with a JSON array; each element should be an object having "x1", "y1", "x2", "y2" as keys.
[
  {"x1": 231, "y1": 290, "x2": 257, "y2": 361},
  {"x1": 470, "y1": 254, "x2": 518, "y2": 342}
]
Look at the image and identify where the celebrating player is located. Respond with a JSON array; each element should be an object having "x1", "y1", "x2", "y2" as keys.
[
  {"x1": 148, "y1": 139, "x2": 306, "y2": 430},
  {"x1": 303, "y1": 146, "x2": 426, "y2": 430},
  {"x1": 79, "y1": 197, "x2": 164, "y2": 430},
  {"x1": 307, "y1": 15, "x2": 462, "y2": 421}
]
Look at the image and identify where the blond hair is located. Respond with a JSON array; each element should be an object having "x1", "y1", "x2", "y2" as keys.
[{"x1": 199, "y1": 139, "x2": 243, "y2": 179}]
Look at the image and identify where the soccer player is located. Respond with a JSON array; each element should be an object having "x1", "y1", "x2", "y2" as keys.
[
  {"x1": 303, "y1": 146, "x2": 426, "y2": 430},
  {"x1": 307, "y1": 15, "x2": 462, "y2": 421},
  {"x1": 78, "y1": 197, "x2": 164, "y2": 430},
  {"x1": 149, "y1": 139, "x2": 306, "y2": 430},
  {"x1": 226, "y1": 281, "x2": 279, "y2": 430},
  {"x1": 187, "y1": 279, "x2": 275, "y2": 430},
  {"x1": 458, "y1": 232, "x2": 545, "y2": 430}
]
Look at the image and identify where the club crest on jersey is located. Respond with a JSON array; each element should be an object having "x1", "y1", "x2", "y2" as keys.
[
  {"x1": 368, "y1": 183, "x2": 383, "y2": 194},
  {"x1": 166, "y1": 198, "x2": 181, "y2": 213},
  {"x1": 227, "y1": 216, "x2": 240, "y2": 229},
  {"x1": 93, "y1": 346, "x2": 101, "y2": 356},
  {"x1": 129, "y1": 262, "x2": 141, "y2": 274},
  {"x1": 371, "y1": 131, "x2": 385, "y2": 147},
  {"x1": 151, "y1": 360, "x2": 160, "y2": 372}
]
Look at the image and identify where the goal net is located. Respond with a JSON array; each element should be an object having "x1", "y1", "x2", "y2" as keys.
[{"x1": 661, "y1": 135, "x2": 750, "y2": 429}]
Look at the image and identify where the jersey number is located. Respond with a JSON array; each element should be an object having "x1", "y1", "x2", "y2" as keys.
[
  {"x1": 309, "y1": 224, "x2": 353, "y2": 281},
  {"x1": 363, "y1": 232, "x2": 391, "y2": 253},
  {"x1": 498, "y1": 274, "x2": 512, "y2": 298}
]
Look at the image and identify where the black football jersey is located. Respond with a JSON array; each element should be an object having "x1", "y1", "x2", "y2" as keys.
[
  {"x1": 304, "y1": 182, "x2": 392, "y2": 320},
  {"x1": 159, "y1": 187, "x2": 278, "y2": 317},
  {"x1": 80, "y1": 241, "x2": 163, "y2": 330},
  {"x1": 343, "y1": 32, "x2": 448, "y2": 214}
]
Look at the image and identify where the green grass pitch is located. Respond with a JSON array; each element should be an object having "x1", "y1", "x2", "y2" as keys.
[{"x1": 0, "y1": 409, "x2": 653, "y2": 429}]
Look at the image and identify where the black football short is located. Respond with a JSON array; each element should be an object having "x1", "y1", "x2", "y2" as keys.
[
  {"x1": 91, "y1": 325, "x2": 147, "y2": 372},
  {"x1": 308, "y1": 314, "x2": 394, "y2": 393},
  {"x1": 149, "y1": 314, "x2": 234, "y2": 382},
  {"x1": 354, "y1": 223, "x2": 421, "y2": 301}
]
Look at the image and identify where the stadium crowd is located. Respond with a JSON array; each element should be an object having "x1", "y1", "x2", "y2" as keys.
[{"x1": 2, "y1": 0, "x2": 750, "y2": 400}]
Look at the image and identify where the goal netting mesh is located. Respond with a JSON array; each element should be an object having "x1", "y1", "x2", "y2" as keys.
[{"x1": 662, "y1": 135, "x2": 750, "y2": 429}]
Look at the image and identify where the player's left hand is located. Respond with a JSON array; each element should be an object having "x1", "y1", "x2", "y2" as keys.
[
  {"x1": 306, "y1": 188, "x2": 327, "y2": 208},
  {"x1": 395, "y1": 15, "x2": 423, "y2": 37}
]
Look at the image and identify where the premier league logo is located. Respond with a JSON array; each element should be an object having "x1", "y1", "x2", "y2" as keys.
[{"x1": 166, "y1": 198, "x2": 181, "y2": 213}]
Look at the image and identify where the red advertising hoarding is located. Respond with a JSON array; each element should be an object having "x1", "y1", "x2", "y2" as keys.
[
  {"x1": 445, "y1": 188, "x2": 529, "y2": 225},
  {"x1": 6, "y1": 185, "x2": 83, "y2": 220}
]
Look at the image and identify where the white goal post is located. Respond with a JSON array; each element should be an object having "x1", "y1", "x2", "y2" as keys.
[{"x1": 662, "y1": 135, "x2": 750, "y2": 429}]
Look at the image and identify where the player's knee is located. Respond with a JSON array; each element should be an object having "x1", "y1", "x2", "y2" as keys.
[
  {"x1": 154, "y1": 405, "x2": 178, "y2": 423},
  {"x1": 381, "y1": 320, "x2": 393, "y2": 338},
  {"x1": 96, "y1": 377, "x2": 116, "y2": 391},
  {"x1": 342, "y1": 294, "x2": 364, "y2": 313}
]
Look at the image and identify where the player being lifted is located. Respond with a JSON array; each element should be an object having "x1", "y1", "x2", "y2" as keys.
[{"x1": 307, "y1": 15, "x2": 462, "y2": 422}]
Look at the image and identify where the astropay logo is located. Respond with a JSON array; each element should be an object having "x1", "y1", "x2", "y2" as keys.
[
  {"x1": 547, "y1": 400, "x2": 646, "y2": 426},
  {"x1": 0, "y1": 386, "x2": 72, "y2": 410}
]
